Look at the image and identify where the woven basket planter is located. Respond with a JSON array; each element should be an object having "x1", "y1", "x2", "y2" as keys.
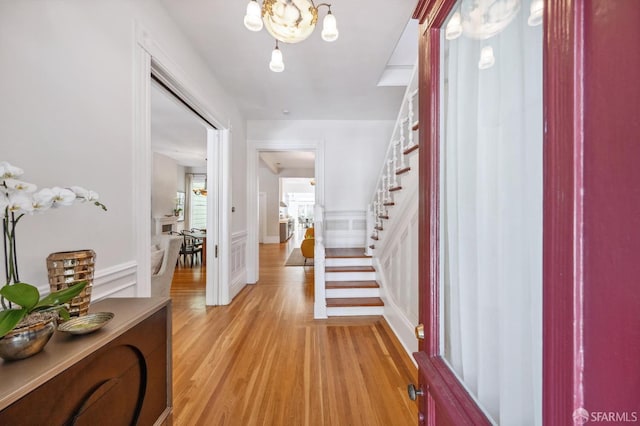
[{"x1": 46, "y1": 249, "x2": 95, "y2": 317}]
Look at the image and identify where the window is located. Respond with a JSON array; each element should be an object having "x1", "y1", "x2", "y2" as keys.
[
  {"x1": 439, "y1": 1, "x2": 543, "y2": 423},
  {"x1": 190, "y1": 175, "x2": 207, "y2": 229}
]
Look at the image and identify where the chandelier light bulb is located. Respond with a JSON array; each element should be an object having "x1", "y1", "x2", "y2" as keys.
[
  {"x1": 445, "y1": 11, "x2": 463, "y2": 40},
  {"x1": 478, "y1": 46, "x2": 495, "y2": 70},
  {"x1": 244, "y1": 0, "x2": 263, "y2": 32},
  {"x1": 269, "y1": 43, "x2": 285, "y2": 72},
  {"x1": 321, "y1": 11, "x2": 339, "y2": 42},
  {"x1": 528, "y1": 0, "x2": 544, "y2": 27}
]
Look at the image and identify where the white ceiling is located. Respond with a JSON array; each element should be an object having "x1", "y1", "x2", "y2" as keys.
[
  {"x1": 151, "y1": 1, "x2": 419, "y2": 166},
  {"x1": 159, "y1": 0, "x2": 418, "y2": 120}
]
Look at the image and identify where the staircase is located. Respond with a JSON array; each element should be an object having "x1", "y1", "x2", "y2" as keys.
[
  {"x1": 314, "y1": 65, "x2": 419, "y2": 320},
  {"x1": 325, "y1": 248, "x2": 384, "y2": 316}
]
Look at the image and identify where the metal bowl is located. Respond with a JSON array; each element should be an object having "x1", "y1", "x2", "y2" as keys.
[
  {"x1": 0, "y1": 319, "x2": 56, "y2": 361},
  {"x1": 58, "y1": 312, "x2": 114, "y2": 335}
]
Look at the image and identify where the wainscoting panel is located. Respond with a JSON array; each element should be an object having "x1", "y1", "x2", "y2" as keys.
[
  {"x1": 324, "y1": 210, "x2": 367, "y2": 248},
  {"x1": 230, "y1": 231, "x2": 248, "y2": 300},
  {"x1": 376, "y1": 206, "x2": 420, "y2": 358},
  {"x1": 92, "y1": 261, "x2": 138, "y2": 300}
]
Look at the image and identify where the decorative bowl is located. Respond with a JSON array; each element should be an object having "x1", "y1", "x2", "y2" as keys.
[
  {"x1": 58, "y1": 312, "x2": 114, "y2": 335},
  {"x1": 0, "y1": 318, "x2": 56, "y2": 361}
]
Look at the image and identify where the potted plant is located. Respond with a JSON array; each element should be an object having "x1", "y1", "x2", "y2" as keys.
[{"x1": 0, "y1": 281, "x2": 87, "y2": 360}]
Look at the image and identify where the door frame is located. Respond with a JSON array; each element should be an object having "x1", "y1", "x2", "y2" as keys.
[
  {"x1": 412, "y1": 0, "x2": 580, "y2": 423},
  {"x1": 246, "y1": 140, "x2": 325, "y2": 284},
  {"x1": 133, "y1": 23, "x2": 231, "y2": 305}
]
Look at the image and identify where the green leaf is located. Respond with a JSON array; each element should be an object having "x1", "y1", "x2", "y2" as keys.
[
  {"x1": 0, "y1": 308, "x2": 28, "y2": 338},
  {"x1": 35, "y1": 281, "x2": 87, "y2": 310},
  {"x1": 0, "y1": 283, "x2": 40, "y2": 310},
  {"x1": 57, "y1": 307, "x2": 70, "y2": 321}
]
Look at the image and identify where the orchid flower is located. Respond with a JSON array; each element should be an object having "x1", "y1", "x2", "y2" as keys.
[
  {"x1": 70, "y1": 186, "x2": 106, "y2": 211},
  {"x1": 0, "y1": 162, "x2": 24, "y2": 179},
  {"x1": 48, "y1": 187, "x2": 76, "y2": 207},
  {"x1": 32, "y1": 188, "x2": 54, "y2": 212},
  {"x1": 70, "y1": 186, "x2": 98, "y2": 202},
  {"x1": 6, "y1": 193, "x2": 34, "y2": 216},
  {"x1": 3, "y1": 178, "x2": 37, "y2": 194}
]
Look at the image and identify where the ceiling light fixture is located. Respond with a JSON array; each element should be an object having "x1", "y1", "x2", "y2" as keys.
[{"x1": 243, "y1": 0, "x2": 338, "y2": 72}]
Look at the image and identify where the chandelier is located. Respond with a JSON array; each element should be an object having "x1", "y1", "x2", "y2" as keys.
[{"x1": 243, "y1": 0, "x2": 339, "y2": 72}]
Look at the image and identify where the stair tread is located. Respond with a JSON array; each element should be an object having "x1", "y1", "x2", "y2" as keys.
[
  {"x1": 404, "y1": 144, "x2": 419, "y2": 155},
  {"x1": 326, "y1": 297, "x2": 385, "y2": 307},
  {"x1": 326, "y1": 266, "x2": 375, "y2": 272},
  {"x1": 389, "y1": 186, "x2": 402, "y2": 192},
  {"x1": 326, "y1": 280, "x2": 380, "y2": 289},
  {"x1": 396, "y1": 166, "x2": 411, "y2": 175},
  {"x1": 325, "y1": 248, "x2": 370, "y2": 258}
]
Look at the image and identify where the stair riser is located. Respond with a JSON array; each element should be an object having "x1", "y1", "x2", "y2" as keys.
[
  {"x1": 325, "y1": 271, "x2": 376, "y2": 281},
  {"x1": 325, "y1": 258, "x2": 372, "y2": 267},
  {"x1": 326, "y1": 306, "x2": 385, "y2": 317},
  {"x1": 325, "y1": 288, "x2": 380, "y2": 298}
]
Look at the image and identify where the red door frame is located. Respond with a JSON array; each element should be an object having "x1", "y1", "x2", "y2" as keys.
[{"x1": 412, "y1": 0, "x2": 582, "y2": 424}]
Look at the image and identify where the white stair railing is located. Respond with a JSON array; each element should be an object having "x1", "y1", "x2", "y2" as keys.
[
  {"x1": 367, "y1": 63, "x2": 419, "y2": 250},
  {"x1": 313, "y1": 204, "x2": 327, "y2": 319}
]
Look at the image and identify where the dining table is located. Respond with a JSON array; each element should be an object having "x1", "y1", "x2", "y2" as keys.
[{"x1": 184, "y1": 230, "x2": 207, "y2": 266}]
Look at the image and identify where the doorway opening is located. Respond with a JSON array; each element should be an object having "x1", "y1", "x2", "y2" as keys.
[
  {"x1": 134, "y1": 29, "x2": 231, "y2": 306},
  {"x1": 247, "y1": 142, "x2": 324, "y2": 284}
]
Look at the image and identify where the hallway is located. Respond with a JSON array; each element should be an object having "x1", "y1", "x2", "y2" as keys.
[{"x1": 169, "y1": 243, "x2": 418, "y2": 425}]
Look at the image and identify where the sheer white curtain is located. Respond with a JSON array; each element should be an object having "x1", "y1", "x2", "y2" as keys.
[{"x1": 441, "y1": 2, "x2": 543, "y2": 424}]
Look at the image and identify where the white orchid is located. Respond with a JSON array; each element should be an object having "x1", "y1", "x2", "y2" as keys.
[
  {"x1": 48, "y1": 187, "x2": 77, "y2": 207},
  {"x1": 70, "y1": 186, "x2": 100, "y2": 203},
  {"x1": 0, "y1": 162, "x2": 24, "y2": 179},
  {"x1": 31, "y1": 188, "x2": 55, "y2": 212},
  {"x1": 6, "y1": 193, "x2": 34, "y2": 215},
  {"x1": 4, "y1": 178, "x2": 37, "y2": 194},
  {"x1": 1, "y1": 161, "x2": 107, "y2": 289}
]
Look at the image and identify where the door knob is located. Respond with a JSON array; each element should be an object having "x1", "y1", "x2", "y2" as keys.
[
  {"x1": 407, "y1": 383, "x2": 424, "y2": 401},
  {"x1": 415, "y1": 323, "x2": 425, "y2": 340}
]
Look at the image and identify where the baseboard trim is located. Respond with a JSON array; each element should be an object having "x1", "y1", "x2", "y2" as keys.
[{"x1": 262, "y1": 236, "x2": 280, "y2": 244}]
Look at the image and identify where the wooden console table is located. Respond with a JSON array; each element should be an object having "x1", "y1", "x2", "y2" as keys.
[{"x1": 0, "y1": 297, "x2": 172, "y2": 425}]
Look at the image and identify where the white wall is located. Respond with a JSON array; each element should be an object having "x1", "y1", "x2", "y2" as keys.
[
  {"x1": 0, "y1": 0, "x2": 246, "y2": 297},
  {"x1": 152, "y1": 152, "x2": 178, "y2": 219},
  {"x1": 258, "y1": 164, "x2": 280, "y2": 241},
  {"x1": 247, "y1": 121, "x2": 393, "y2": 213}
]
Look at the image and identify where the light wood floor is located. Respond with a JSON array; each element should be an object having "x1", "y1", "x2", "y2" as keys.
[{"x1": 169, "y1": 243, "x2": 418, "y2": 425}]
